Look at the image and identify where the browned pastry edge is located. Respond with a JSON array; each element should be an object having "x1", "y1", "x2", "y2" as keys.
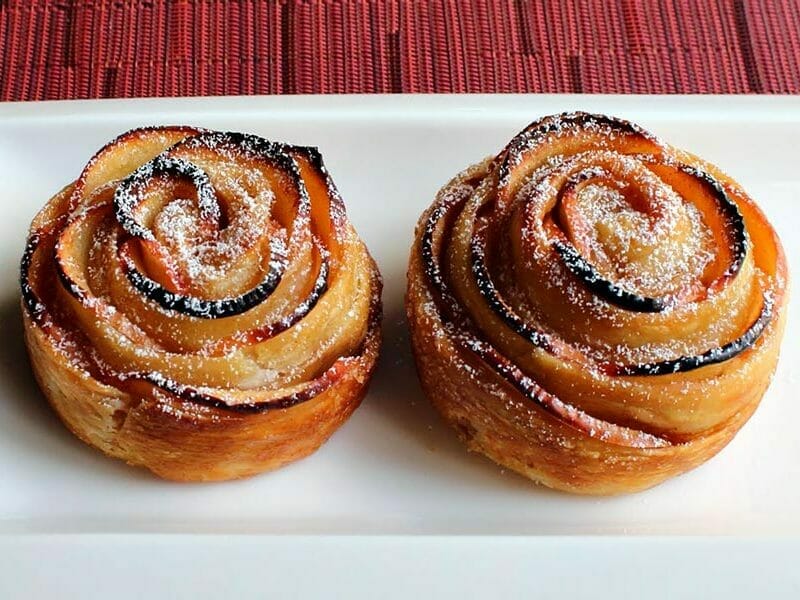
[{"x1": 23, "y1": 286, "x2": 381, "y2": 481}]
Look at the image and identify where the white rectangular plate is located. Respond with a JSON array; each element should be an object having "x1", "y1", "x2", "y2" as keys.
[{"x1": 0, "y1": 95, "x2": 798, "y2": 596}]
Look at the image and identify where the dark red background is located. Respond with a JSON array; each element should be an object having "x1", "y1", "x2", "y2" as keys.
[{"x1": 1, "y1": 0, "x2": 798, "y2": 101}]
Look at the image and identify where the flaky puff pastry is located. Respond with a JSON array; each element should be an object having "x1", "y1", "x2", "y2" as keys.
[
  {"x1": 406, "y1": 113, "x2": 787, "y2": 495},
  {"x1": 21, "y1": 127, "x2": 381, "y2": 481}
]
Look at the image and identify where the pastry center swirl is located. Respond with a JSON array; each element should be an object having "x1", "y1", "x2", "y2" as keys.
[{"x1": 538, "y1": 155, "x2": 724, "y2": 308}]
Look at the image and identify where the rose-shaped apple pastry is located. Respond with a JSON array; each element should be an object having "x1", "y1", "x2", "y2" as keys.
[
  {"x1": 22, "y1": 126, "x2": 382, "y2": 481},
  {"x1": 406, "y1": 113, "x2": 787, "y2": 494}
]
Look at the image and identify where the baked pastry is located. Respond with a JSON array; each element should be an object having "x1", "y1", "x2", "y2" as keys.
[
  {"x1": 406, "y1": 112, "x2": 787, "y2": 495},
  {"x1": 21, "y1": 126, "x2": 382, "y2": 481}
]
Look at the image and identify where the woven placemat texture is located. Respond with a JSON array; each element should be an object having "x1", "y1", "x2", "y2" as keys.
[{"x1": 1, "y1": 0, "x2": 798, "y2": 101}]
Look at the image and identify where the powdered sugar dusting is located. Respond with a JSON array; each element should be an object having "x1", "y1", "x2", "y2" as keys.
[{"x1": 23, "y1": 126, "x2": 378, "y2": 415}]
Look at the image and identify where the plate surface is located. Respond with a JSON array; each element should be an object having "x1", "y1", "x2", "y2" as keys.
[{"x1": 0, "y1": 95, "x2": 798, "y2": 544}]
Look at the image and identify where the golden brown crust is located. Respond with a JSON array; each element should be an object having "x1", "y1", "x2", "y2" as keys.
[
  {"x1": 23, "y1": 299, "x2": 380, "y2": 481},
  {"x1": 21, "y1": 127, "x2": 382, "y2": 481},
  {"x1": 406, "y1": 112, "x2": 788, "y2": 495}
]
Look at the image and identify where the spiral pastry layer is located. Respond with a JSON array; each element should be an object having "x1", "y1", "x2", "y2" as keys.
[
  {"x1": 406, "y1": 112, "x2": 787, "y2": 494},
  {"x1": 21, "y1": 126, "x2": 382, "y2": 481}
]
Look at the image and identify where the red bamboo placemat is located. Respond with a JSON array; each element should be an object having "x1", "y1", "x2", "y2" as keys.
[{"x1": 1, "y1": 0, "x2": 798, "y2": 101}]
